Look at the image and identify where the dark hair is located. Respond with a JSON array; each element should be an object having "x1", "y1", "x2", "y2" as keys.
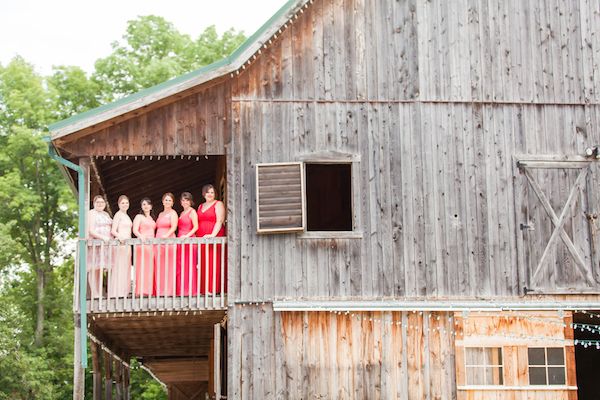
[
  {"x1": 138, "y1": 197, "x2": 155, "y2": 219},
  {"x1": 180, "y1": 192, "x2": 194, "y2": 207},
  {"x1": 201, "y1": 184, "x2": 217, "y2": 198}
]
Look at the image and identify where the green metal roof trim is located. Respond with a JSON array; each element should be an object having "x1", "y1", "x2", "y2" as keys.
[{"x1": 48, "y1": 0, "x2": 303, "y2": 134}]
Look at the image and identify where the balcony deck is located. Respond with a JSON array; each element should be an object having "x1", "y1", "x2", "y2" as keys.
[{"x1": 77, "y1": 237, "x2": 228, "y2": 313}]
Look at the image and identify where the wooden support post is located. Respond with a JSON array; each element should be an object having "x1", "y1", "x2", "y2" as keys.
[
  {"x1": 104, "y1": 351, "x2": 113, "y2": 400},
  {"x1": 123, "y1": 365, "x2": 130, "y2": 400},
  {"x1": 91, "y1": 341, "x2": 102, "y2": 400},
  {"x1": 73, "y1": 313, "x2": 85, "y2": 400},
  {"x1": 114, "y1": 360, "x2": 123, "y2": 400},
  {"x1": 214, "y1": 323, "x2": 221, "y2": 400},
  {"x1": 209, "y1": 335, "x2": 215, "y2": 395},
  {"x1": 73, "y1": 157, "x2": 90, "y2": 400}
]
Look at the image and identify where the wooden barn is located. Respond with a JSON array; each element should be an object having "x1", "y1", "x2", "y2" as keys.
[{"x1": 47, "y1": 0, "x2": 600, "y2": 398}]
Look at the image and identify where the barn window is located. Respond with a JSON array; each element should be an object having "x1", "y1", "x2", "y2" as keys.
[
  {"x1": 256, "y1": 162, "x2": 305, "y2": 233},
  {"x1": 256, "y1": 162, "x2": 354, "y2": 234},
  {"x1": 305, "y1": 163, "x2": 352, "y2": 231},
  {"x1": 464, "y1": 347, "x2": 504, "y2": 386},
  {"x1": 528, "y1": 347, "x2": 566, "y2": 385}
]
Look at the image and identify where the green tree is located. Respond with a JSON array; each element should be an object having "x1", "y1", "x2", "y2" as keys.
[
  {"x1": 0, "y1": 15, "x2": 246, "y2": 399},
  {"x1": 0, "y1": 127, "x2": 76, "y2": 347},
  {"x1": 93, "y1": 16, "x2": 246, "y2": 100}
]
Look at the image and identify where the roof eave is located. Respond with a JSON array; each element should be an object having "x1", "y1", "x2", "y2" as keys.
[{"x1": 49, "y1": 0, "x2": 309, "y2": 141}]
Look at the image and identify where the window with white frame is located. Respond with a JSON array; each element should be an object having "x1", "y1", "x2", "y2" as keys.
[
  {"x1": 255, "y1": 162, "x2": 353, "y2": 233},
  {"x1": 528, "y1": 347, "x2": 566, "y2": 385},
  {"x1": 464, "y1": 347, "x2": 504, "y2": 385}
]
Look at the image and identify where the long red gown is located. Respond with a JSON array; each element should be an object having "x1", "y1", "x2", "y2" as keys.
[
  {"x1": 197, "y1": 201, "x2": 226, "y2": 294},
  {"x1": 176, "y1": 209, "x2": 198, "y2": 296}
]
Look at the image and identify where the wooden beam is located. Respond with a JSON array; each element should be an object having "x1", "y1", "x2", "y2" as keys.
[
  {"x1": 214, "y1": 323, "x2": 221, "y2": 400},
  {"x1": 90, "y1": 157, "x2": 112, "y2": 215},
  {"x1": 91, "y1": 341, "x2": 102, "y2": 400},
  {"x1": 104, "y1": 350, "x2": 113, "y2": 400},
  {"x1": 145, "y1": 358, "x2": 209, "y2": 383}
]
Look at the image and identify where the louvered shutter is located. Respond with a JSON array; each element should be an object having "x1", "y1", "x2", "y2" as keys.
[{"x1": 256, "y1": 162, "x2": 305, "y2": 233}]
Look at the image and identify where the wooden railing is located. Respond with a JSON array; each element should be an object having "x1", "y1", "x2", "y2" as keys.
[{"x1": 75, "y1": 237, "x2": 227, "y2": 313}]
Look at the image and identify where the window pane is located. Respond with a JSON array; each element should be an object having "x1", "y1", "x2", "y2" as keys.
[
  {"x1": 529, "y1": 366, "x2": 547, "y2": 385},
  {"x1": 466, "y1": 366, "x2": 484, "y2": 385},
  {"x1": 547, "y1": 348, "x2": 564, "y2": 365},
  {"x1": 528, "y1": 348, "x2": 546, "y2": 365},
  {"x1": 465, "y1": 348, "x2": 484, "y2": 365},
  {"x1": 548, "y1": 367, "x2": 566, "y2": 385},
  {"x1": 485, "y1": 367, "x2": 503, "y2": 385},
  {"x1": 484, "y1": 347, "x2": 502, "y2": 366}
]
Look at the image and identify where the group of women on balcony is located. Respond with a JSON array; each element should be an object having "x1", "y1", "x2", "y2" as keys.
[{"x1": 87, "y1": 184, "x2": 226, "y2": 299}]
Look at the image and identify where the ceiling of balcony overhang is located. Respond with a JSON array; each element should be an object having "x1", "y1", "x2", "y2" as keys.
[{"x1": 82, "y1": 156, "x2": 225, "y2": 218}]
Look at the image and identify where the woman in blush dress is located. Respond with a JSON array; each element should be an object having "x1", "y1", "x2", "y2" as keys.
[
  {"x1": 155, "y1": 193, "x2": 178, "y2": 296},
  {"x1": 110, "y1": 195, "x2": 133, "y2": 298},
  {"x1": 197, "y1": 184, "x2": 226, "y2": 295},
  {"x1": 176, "y1": 192, "x2": 199, "y2": 296},
  {"x1": 132, "y1": 198, "x2": 156, "y2": 297},
  {"x1": 87, "y1": 195, "x2": 113, "y2": 299}
]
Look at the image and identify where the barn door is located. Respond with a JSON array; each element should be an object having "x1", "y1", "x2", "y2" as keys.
[{"x1": 517, "y1": 157, "x2": 600, "y2": 293}]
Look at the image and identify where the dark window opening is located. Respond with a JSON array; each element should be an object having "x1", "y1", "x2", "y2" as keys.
[
  {"x1": 306, "y1": 163, "x2": 352, "y2": 231},
  {"x1": 575, "y1": 311, "x2": 600, "y2": 399}
]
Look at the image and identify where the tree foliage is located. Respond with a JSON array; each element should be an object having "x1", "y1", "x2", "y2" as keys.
[
  {"x1": 0, "y1": 16, "x2": 245, "y2": 399},
  {"x1": 93, "y1": 16, "x2": 245, "y2": 101}
]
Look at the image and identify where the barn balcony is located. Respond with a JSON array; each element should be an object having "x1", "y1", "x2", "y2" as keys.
[{"x1": 76, "y1": 237, "x2": 227, "y2": 313}]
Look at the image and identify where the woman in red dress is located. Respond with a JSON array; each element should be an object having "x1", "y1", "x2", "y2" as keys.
[
  {"x1": 155, "y1": 192, "x2": 178, "y2": 296},
  {"x1": 197, "y1": 184, "x2": 226, "y2": 294},
  {"x1": 176, "y1": 192, "x2": 199, "y2": 296}
]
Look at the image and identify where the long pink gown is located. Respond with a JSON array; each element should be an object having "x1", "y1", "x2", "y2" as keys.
[
  {"x1": 134, "y1": 216, "x2": 156, "y2": 296},
  {"x1": 155, "y1": 211, "x2": 176, "y2": 296},
  {"x1": 176, "y1": 210, "x2": 198, "y2": 296},
  {"x1": 198, "y1": 201, "x2": 226, "y2": 294},
  {"x1": 87, "y1": 210, "x2": 112, "y2": 299},
  {"x1": 109, "y1": 211, "x2": 132, "y2": 298}
]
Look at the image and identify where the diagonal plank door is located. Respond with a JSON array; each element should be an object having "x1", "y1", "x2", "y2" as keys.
[{"x1": 517, "y1": 159, "x2": 599, "y2": 293}]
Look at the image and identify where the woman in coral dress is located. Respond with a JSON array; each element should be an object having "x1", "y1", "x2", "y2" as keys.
[
  {"x1": 197, "y1": 184, "x2": 226, "y2": 294},
  {"x1": 110, "y1": 195, "x2": 133, "y2": 298},
  {"x1": 87, "y1": 195, "x2": 113, "y2": 299},
  {"x1": 132, "y1": 197, "x2": 156, "y2": 296},
  {"x1": 176, "y1": 192, "x2": 199, "y2": 296},
  {"x1": 155, "y1": 193, "x2": 178, "y2": 296}
]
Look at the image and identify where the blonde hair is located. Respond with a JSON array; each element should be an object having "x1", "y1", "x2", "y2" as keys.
[
  {"x1": 162, "y1": 192, "x2": 175, "y2": 202},
  {"x1": 118, "y1": 195, "x2": 129, "y2": 203}
]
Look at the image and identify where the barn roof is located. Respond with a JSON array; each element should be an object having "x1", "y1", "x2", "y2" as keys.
[{"x1": 48, "y1": 0, "x2": 310, "y2": 139}]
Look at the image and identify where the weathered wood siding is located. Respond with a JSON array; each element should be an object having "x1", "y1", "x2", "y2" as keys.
[
  {"x1": 227, "y1": 0, "x2": 600, "y2": 300},
  {"x1": 56, "y1": 82, "x2": 230, "y2": 157},
  {"x1": 234, "y1": 0, "x2": 600, "y2": 103},
  {"x1": 229, "y1": 101, "x2": 600, "y2": 299},
  {"x1": 227, "y1": 307, "x2": 575, "y2": 400},
  {"x1": 228, "y1": 305, "x2": 457, "y2": 400}
]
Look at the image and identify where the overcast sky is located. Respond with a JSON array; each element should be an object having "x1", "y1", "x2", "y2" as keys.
[{"x1": 1, "y1": 0, "x2": 286, "y2": 75}]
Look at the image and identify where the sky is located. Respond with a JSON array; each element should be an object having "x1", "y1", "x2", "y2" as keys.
[{"x1": 1, "y1": 0, "x2": 286, "y2": 76}]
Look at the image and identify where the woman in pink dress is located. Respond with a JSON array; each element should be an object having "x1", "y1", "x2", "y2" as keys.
[
  {"x1": 176, "y1": 192, "x2": 199, "y2": 296},
  {"x1": 155, "y1": 193, "x2": 178, "y2": 296},
  {"x1": 197, "y1": 184, "x2": 226, "y2": 294},
  {"x1": 110, "y1": 195, "x2": 133, "y2": 298},
  {"x1": 132, "y1": 197, "x2": 156, "y2": 296},
  {"x1": 87, "y1": 195, "x2": 113, "y2": 299}
]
